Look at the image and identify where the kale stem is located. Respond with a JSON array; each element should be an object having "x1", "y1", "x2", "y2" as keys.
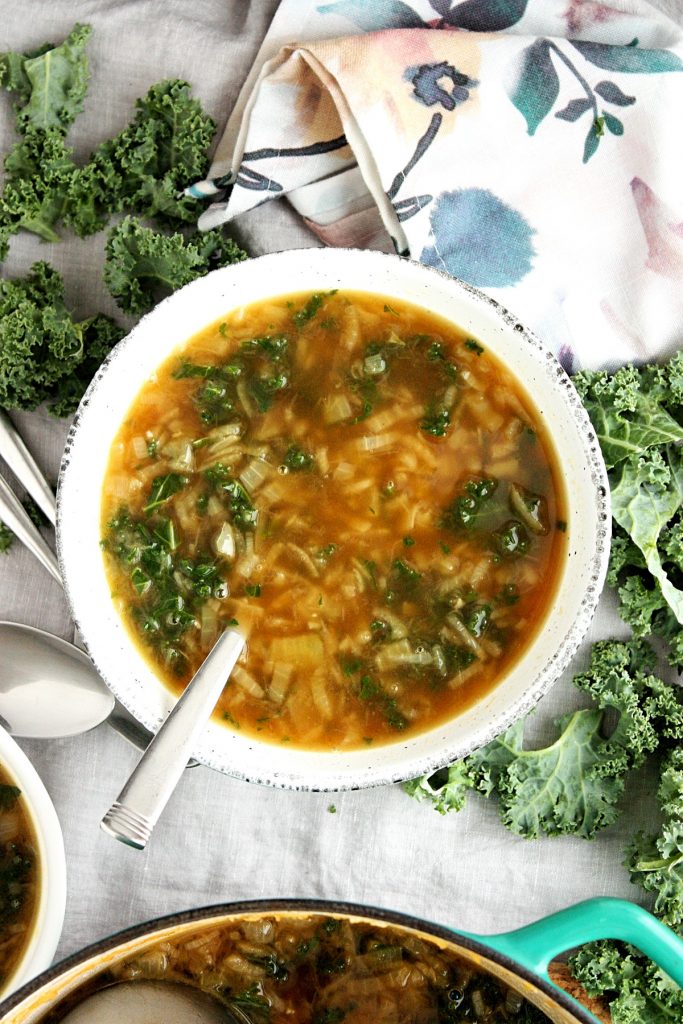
[{"x1": 547, "y1": 41, "x2": 599, "y2": 120}]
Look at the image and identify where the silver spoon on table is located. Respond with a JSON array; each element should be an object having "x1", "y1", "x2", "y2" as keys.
[
  {"x1": 57, "y1": 980, "x2": 252, "y2": 1024},
  {"x1": 0, "y1": 451, "x2": 150, "y2": 744},
  {"x1": 0, "y1": 475, "x2": 116, "y2": 737}
]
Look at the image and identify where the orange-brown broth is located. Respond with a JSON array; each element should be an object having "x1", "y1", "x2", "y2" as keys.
[
  {"x1": 101, "y1": 291, "x2": 566, "y2": 750},
  {"x1": 0, "y1": 767, "x2": 39, "y2": 989}
]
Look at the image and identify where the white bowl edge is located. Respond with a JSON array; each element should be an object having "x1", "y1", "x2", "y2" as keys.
[{"x1": 56, "y1": 249, "x2": 610, "y2": 791}]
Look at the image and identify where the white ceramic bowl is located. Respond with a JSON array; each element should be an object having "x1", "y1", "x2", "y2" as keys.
[
  {"x1": 57, "y1": 248, "x2": 610, "y2": 791},
  {"x1": 0, "y1": 727, "x2": 66, "y2": 996}
]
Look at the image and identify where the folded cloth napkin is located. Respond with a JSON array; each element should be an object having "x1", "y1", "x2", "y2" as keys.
[{"x1": 189, "y1": 0, "x2": 683, "y2": 371}]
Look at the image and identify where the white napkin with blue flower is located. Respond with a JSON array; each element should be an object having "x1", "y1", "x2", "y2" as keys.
[{"x1": 190, "y1": 0, "x2": 683, "y2": 371}]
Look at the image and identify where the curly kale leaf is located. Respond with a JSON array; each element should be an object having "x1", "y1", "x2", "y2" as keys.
[
  {"x1": 0, "y1": 495, "x2": 51, "y2": 555},
  {"x1": 568, "y1": 748, "x2": 683, "y2": 1023},
  {"x1": 574, "y1": 360, "x2": 683, "y2": 469},
  {"x1": 405, "y1": 639, "x2": 683, "y2": 839},
  {"x1": 0, "y1": 520, "x2": 14, "y2": 553},
  {"x1": 611, "y1": 447, "x2": 683, "y2": 626},
  {"x1": 626, "y1": 748, "x2": 683, "y2": 928},
  {"x1": 68, "y1": 80, "x2": 215, "y2": 232},
  {"x1": 0, "y1": 66, "x2": 216, "y2": 253},
  {"x1": 0, "y1": 24, "x2": 91, "y2": 132},
  {"x1": 403, "y1": 760, "x2": 475, "y2": 814},
  {"x1": 104, "y1": 217, "x2": 247, "y2": 314},
  {"x1": 0, "y1": 127, "x2": 78, "y2": 248},
  {"x1": 570, "y1": 940, "x2": 683, "y2": 1024},
  {"x1": 0, "y1": 262, "x2": 123, "y2": 415}
]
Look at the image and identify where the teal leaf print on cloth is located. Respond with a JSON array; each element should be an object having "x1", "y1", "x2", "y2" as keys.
[
  {"x1": 316, "y1": 0, "x2": 425, "y2": 29},
  {"x1": 421, "y1": 188, "x2": 535, "y2": 287},
  {"x1": 594, "y1": 81, "x2": 635, "y2": 106},
  {"x1": 319, "y1": 0, "x2": 529, "y2": 31},
  {"x1": 509, "y1": 39, "x2": 559, "y2": 135},
  {"x1": 508, "y1": 39, "x2": 683, "y2": 163},
  {"x1": 571, "y1": 40, "x2": 683, "y2": 74},
  {"x1": 440, "y1": 0, "x2": 529, "y2": 32}
]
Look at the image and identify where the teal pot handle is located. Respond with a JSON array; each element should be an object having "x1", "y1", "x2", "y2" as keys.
[{"x1": 465, "y1": 897, "x2": 683, "y2": 988}]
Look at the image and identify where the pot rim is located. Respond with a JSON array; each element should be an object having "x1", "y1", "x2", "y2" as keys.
[
  {"x1": 0, "y1": 898, "x2": 596, "y2": 1023},
  {"x1": 56, "y1": 247, "x2": 611, "y2": 790}
]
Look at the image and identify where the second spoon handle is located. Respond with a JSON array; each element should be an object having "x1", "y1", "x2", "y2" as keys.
[
  {"x1": 0, "y1": 475, "x2": 61, "y2": 583},
  {"x1": 0, "y1": 410, "x2": 56, "y2": 525},
  {"x1": 101, "y1": 629, "x2": 245, "y2": 849}
]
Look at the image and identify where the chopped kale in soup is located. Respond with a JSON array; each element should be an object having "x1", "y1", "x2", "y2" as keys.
[
  {"x1": 101, "y1": 291, "x2": 566, "y2": 749},
  {"x1": 43, "y1": 914, "x2": 552, "y2": 1023},
  {"x1": 0, "y1": 770, "x2": 38, "y2": 988}
]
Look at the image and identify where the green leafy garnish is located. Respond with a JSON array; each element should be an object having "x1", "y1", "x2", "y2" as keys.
[
  {"x1": 442, "y1": 478, "x2": 498, "y2": 531},
  {"x1": 283, "y1": 444, "x2": 314, "y2": 472},
  {"x1": 0, "y1": 261, "x2": 123, "y2": 415},
  {"x1": 292, "y1": 290, "x2": 336, "y2": 328},
  {"x1": 574, "y1": 359, "x2": 683, "y2": 470},
  {"x1": 104, "y1": 217, "x2": 247, "y2": 314},
  {"x1": 406, "y1": 639, "x2": 683, "y2": 839},
  {"x1": 0, "y1": 24, "x2": 92, "y2": 132},
  {"x1": 0, "y1": 521, "x2": 14, "y2": 553},
  {"x1": 359, "y1": 674, "x2": 407, "y2": 731},
  {"x1": 420, "y1": 405, "x2": 450, "y2": 437},
  {"x1": 204, "y1": 464, "x2": 257, "y2": 530},
  {"x1": 143, "y1": 473, "x2": 187, "y2": 514}
]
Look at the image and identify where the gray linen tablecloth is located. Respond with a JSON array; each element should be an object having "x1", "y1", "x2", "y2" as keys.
[{"x1": 0, "y1": 0, "x2": 666, "y2": 967}]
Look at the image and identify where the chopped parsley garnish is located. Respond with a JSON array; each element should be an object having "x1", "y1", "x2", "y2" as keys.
[{"x1": 465, "y1": 338, "x2": 484, "y2": 355}]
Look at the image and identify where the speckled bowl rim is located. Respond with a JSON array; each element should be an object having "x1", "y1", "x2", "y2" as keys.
[
  {"x1": 0, "y1": 899, "x2": 596, "y2": 1024},
  {"x1": 56, "y1": 248, "x2": 611, "y2": 792}
]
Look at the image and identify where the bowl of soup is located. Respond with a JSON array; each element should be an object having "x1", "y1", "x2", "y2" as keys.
[
  {"x1": 0, "y1": 726, "x2": 66, "y2": 996},
  {"x1": 2, "y1": 897, "x2": 680, "y2": 1023},
  {"x1": 56, "y1": 248, "x2": 610, "y2": 789}
]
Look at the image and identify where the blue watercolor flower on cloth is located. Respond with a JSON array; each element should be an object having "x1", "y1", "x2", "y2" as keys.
[
  {"x1": 421, "y1": 189, "x2": 535, "y2": 287},
  {"x1": 508, "y1": 39, "x2": 683, "y2": 162},
  {"x1": 406, "y1": 61, "x2": 478, "y2": 110}
]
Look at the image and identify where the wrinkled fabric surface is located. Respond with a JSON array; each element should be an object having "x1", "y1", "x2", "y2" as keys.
[
  {"x1": 0, "y1": 0, "x2": 676, "y2": 976},
  {"x1": 195, "y1": 0, "x2": 683, "y2": 370}
]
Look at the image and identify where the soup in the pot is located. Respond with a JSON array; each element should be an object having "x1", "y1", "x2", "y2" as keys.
[
  {"x1": 101, "y1": 291, "x2": 566, "y2": 750},
  {"x1": 43, "y1": 913, "x2": 551, "y2": 1023},
  {"x1": 0, "y1": 767, "x2": 38, "y2": 990}
]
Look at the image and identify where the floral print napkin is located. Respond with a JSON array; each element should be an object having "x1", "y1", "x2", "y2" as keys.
[{"x1": 189, "y1": 0, "x2": 683, "y2": 370}]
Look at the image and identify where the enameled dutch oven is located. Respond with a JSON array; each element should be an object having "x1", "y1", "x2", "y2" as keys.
[{"x1": 1, "y1": 897, "x2": 681, "y2": 1024}]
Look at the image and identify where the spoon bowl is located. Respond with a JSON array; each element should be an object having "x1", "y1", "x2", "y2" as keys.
[
  {"x1": 57, "y1": 980, "x2": 252, "y2": 1024},
  {"x1": 0, "y1": 622, "x2": 115, "y2": 738}
]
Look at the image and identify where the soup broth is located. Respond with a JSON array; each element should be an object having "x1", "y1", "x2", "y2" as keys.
[
  {"x1": 0, "y1": 767, "x2": 38, "y2": 989},
  {"x1": 43, "y1": 913, "x2": 551, "y2": 1023},
  {"x1": 102, "y1": 291, "x2": 566, "y2": 750}
]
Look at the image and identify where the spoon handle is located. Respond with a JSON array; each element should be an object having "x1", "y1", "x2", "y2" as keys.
[
  {"x1": 101, "y1": 629, "x2": 245, "y2": 849},
  {"x1": 0, "y1": 475, "x2": 61, "y2": 583},
  {"x1": 0, "y1": 410, "x2": 56, "y2": 525}
]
